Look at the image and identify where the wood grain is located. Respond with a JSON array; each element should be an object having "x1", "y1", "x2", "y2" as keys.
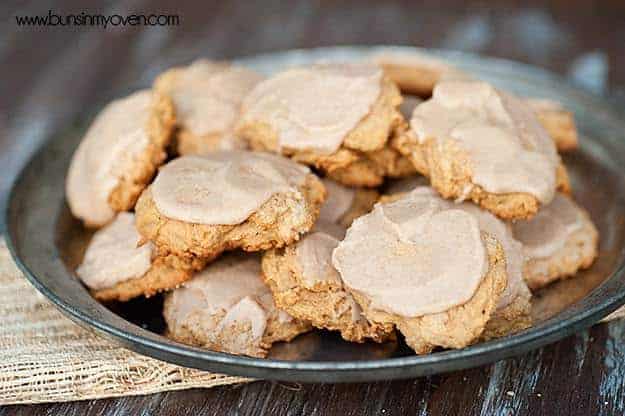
[
  {"x1": 0, "y1": 325, "x2": 623, "y2": 414},
  {"x1": 1, "y1": 1, "x2": 624, "y2": 414}
]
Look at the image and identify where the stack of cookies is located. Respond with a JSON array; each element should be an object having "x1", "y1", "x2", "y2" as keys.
[{"x1": 67, "y1": 54, "x2": 598, "y2": 358}]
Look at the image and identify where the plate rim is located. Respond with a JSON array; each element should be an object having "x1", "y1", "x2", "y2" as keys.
[{"x1": 6, "y1": 45, "x2": 625, "y2": 382}]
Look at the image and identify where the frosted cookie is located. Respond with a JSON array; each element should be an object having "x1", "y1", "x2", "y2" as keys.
[
  {"x1": 135, "y1": 151, "x2": 326, "y2": 260},
  {"x1": 164, "y1": 254, "x2": 311, "y2": 358},
  {"x1": 262, "y1": 224, "x2": 394, "y2": 343},
  {"x1": 512, "y1": 194, "x2": 599, "y2": 290},
  {"x1": 526, "y1": 98, "x2": 579, "y2": 152},
  {"x1": 370, "y1": 51, "x2": 467, "y2": 97},
  {"x1": 76, "y1": 213, "x2": 204, "y2": 302},
  {"x1": 374, "y1": 52, "x2": 577, "y2": 152},
  {"x1": 456, "y1": 202, "x2": 532, "y2": 339},
  {"x1": 379, "y1": 187, "x2": 532, "y2": 339},
  {"x1": 154, "y1": 60, "x2": 263, "y2": 156},
  {"x1": 318, "y1": 178, "x2": 378, "y2": 228},
  {"x1": 332, "y1": 188, "x2": 507, "y2": 354},
  {"x1": 66, "y1": 90, "x2": 175, "y2": 227},
  {"x1": 393, "y1": 80, "x2": 570, "y2": 220},
  {"x1": 236, "y1": 63, "x2": 411, "y2": 187}
]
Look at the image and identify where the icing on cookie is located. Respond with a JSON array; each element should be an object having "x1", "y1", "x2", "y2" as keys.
[
  {"x1": 241, "y1": 63, "x2": 382, "y2": 153},
  {"x1": 512, "y1": 194, "x2": 585, "y2": 260},
  {"x1": 66, "y1": 90, "x2": 153, "y2": 225},
  {"x1": 410, "y1": 80, "x2": 560, "y2": 204},
  {"x1": 151, "y1": 152, "x2": 309, "y2": 225},
  {"x1": 318, "y1": 179, "x2": 356, "y2": 224},
  {"x1": 383, "y1": 186, "x2": 523, "y2": 309},
  {"x1": 165, "y1": 255, "x2": 282, "y2": 349},
  {"x1": 453, "y1": 198, "x2": 524, "y2": 309},
  {"x1": 296, "y1": 231, "x2": 343, "y2": 288},
  {"x1": 294, "y1": 230, "x2": 367, "y2": 324},
  {"x1": 165, "y1": 60, "x2": 262, "y2": 137},
  {"x1": 215, "y1": 296, "x2": 268, "y2": 343},
  {"x1": 332, "y1": 188, "x2": 487, "y2": 317},
  {"x1": 77, "y1": 213, "x2": 153, "y2": 290},
  {"x1": 410, "y1": 187, "x2": 524, "y2": 308}
]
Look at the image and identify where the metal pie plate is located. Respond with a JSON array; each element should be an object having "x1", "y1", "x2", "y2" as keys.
[{"x1": 6, "y1": 46, "x2": 625, "y2": 382}]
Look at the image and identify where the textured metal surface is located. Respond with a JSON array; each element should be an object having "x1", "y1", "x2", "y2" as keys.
[{"x1": 5, "y1": 47, "x2": 625, "y2": 382}]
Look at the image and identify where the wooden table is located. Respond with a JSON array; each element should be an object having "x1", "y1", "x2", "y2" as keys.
[{"x1": 1, "y1": 1, "x2": 624, "y2": 414}]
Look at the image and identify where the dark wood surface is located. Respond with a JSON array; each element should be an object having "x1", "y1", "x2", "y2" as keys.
[{"x1": 1, "y1": 1, "x2": 624, "y2": 414}]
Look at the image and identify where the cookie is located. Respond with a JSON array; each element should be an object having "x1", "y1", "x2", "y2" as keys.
[
  {"x1": 261, "y1": 178, "x2": 383, "y2": 344},
  {"x1": 318, "y1": 178, "x2": 378, "y2": 228},
  {"x1": 164, "y1": 254, "x2": 311, "y2": 358},
  {"x1": 76, "y1": 213, "x2": 204, "y2": 302},
  {"x1": 262, "y1": 225, "x2": 394, "y2": 343},
  {"x1": 373, "y1": 52, "x2": 579, "y2": 153},
  {"x1": 380, "y1": 187, "x2": 532, "y2": 339},
  {"x1": 332, "y1": 188, "x2": 507, "y2": 354},
  {"x1": 235, "y1": 62, "x2": 413, "y2": 187},
  {"x1": 154, "y1": 59, "x2": 263, "y2": 156},
  {"x1": 370, "y1": 51, "x2": 466, "y2": 97},
  {"x1": 526, "y1": 98, "x2": 579, "y2": 152},
  {"x1": 512, "y1": 193, "x2": 599, "y2": 290},
  {"x1": 456, "y1": 200, "x2": 532, "y2": 339},
  {"x1": 135, "y1": 151, "x2": 326, "y2": 260},
  {"x1": 393, "y1": 80, "x2": 570, "y2": 220},
  {"x1": 66, "y1": 90, "x2": 175, "y2": 227}
]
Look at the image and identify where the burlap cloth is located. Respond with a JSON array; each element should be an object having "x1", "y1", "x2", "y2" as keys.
[
  {"x1": 1, "y1": 238, "x2": 623, "y2": 405},
  {"x1": 0, "y1": 239, "x2": 249, "y2": 405}
]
